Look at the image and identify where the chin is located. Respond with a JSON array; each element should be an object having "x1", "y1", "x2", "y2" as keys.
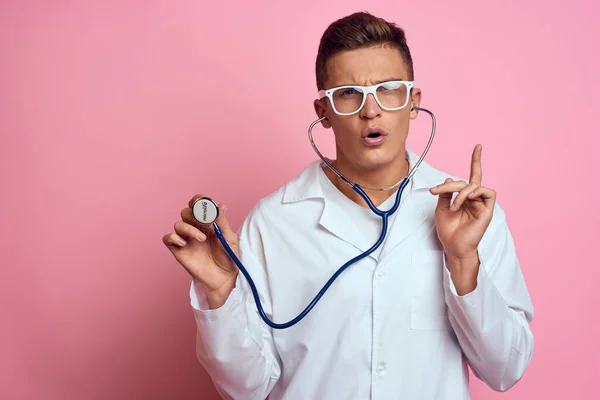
[{"x1": 355, "y1": 149, "x2": 400, "y2": 170}]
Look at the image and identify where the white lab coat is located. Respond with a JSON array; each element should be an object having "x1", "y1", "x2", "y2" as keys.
[{"x1": 190, "y1": 149, "x2": 534, "y2": 400}]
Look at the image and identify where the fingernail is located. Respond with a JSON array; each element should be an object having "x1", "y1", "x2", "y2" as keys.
[
  {"x1": 223, "y1": 205, "x2": 228, "y2": 215},
  {"x1": 178, "y1": 239, "x2": 187, "y2": 246},
  {"x1": 197, "y1": 232, "x2": 206, "y2": 241}
]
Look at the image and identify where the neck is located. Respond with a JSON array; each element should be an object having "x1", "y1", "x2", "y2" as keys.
[{"x1": 323, "y1": 154, "x2": 410, "y2": 208}]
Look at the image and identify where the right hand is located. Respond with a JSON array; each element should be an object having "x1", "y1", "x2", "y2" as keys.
[{"x1": 162, "y1": 194, "x2": 240, "y2": 299}]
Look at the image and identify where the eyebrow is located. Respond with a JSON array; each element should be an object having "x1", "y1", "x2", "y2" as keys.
[
  {"x1": 373, "y1": 77, "x2": 404, "y2": 84},
  {"x1": 336, "y1": 78, "x2": 405, "y2": 87}
]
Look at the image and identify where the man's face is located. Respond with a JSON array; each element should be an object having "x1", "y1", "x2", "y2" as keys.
[{"x1": 314, "y1": 45, "x2": 421, "y2": 172}]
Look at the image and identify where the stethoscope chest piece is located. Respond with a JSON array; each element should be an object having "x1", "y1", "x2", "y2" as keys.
[{"x1": 192, "y1": 197, "x2": 219, "y2": 225}]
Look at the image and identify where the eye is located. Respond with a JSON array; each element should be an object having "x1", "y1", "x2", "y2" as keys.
[
  {"x1": 379, "y1": 82, "x2": 402, "y2": 91},
  {"x1": 340, "y1": 88, "x2": 359, "y2": 96}
]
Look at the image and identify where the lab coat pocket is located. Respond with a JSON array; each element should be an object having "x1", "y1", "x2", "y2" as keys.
[{"x1": 410, "y1": 249, "x2": 451, "y2": 331}]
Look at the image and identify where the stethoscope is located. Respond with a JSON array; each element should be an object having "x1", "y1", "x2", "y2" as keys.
[{"x1": 192, "y1": 106, "x2": 436, "y2": 329}]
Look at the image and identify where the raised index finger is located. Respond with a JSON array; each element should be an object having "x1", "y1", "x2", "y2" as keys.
[{"x1": 469, "y1": 144, "x2": 483, "y2": 185}]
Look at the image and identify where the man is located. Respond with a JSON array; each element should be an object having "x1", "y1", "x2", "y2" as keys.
[{"x1": 163, "y1": 11, "x2": 534, "y2": 400}]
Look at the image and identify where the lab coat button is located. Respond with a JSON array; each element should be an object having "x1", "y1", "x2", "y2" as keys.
[
  {"x1": 376, "y1": 363, "x2": 386, "y2": 374},
  {"x1": 375, "y1": 271, "x2": 385, "y2": 279}
]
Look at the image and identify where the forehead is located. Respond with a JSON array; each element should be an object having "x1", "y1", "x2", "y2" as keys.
[{"x1": 325, "y1": 45, "x2": 408, "y2": 87}]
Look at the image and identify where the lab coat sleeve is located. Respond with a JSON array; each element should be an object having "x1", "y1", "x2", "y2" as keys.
[
  {"x1": 190, "y1": 206, "x2": 282, "y2": 400},
  {"x1": 442, "y1": 203, "x2": 534, "y2": 392}
]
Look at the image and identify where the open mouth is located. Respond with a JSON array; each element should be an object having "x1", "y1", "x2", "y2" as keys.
[
  {"x1": 362, "y1": 129, "x2": 387, "y2": 146},
  {"x1": 362, "y1": 127, "x2": 387, "y2": 139}
]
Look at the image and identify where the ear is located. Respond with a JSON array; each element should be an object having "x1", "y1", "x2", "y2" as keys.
[
  {"x1": 313, "y1": 98, "x2": 332, "y2": 129},
  {"x1": 409, "y1": 88, "x2": 422, "y2": 120}
]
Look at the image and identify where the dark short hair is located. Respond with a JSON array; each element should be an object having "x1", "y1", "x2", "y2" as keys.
[{"x1": 315, "y1": 11, "x2": 414, "y2": 90}]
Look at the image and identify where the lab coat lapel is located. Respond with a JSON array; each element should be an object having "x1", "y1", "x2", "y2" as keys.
[
  {"x1": 378, "y1": 148, "x2": 439, "y2": 253},
  {"x1": 318, "y1": 201, "x2": 379, "y2": 261},
  {"x1": 283, "y1": 155, "x2": 435, "y2": 261},
  {"x1": 381, "y1": 190, "x2": 428, "y2": 254}
]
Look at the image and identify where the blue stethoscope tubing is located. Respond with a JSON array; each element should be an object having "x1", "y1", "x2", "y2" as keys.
[{"x1": 205, "y1": 106, "x2": 436, "y2": 329}]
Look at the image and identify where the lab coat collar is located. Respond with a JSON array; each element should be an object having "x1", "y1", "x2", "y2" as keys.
[
  {"x1": 281, "y1": 149, "x2": 441, "y2": 260},
  {"x1": 282, "y1": 149, "x2": 442, "y2": 203}
]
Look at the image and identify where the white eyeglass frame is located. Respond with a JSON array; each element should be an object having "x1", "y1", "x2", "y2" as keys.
[{"x1": 318, "y1": 80, "x2": 414, "y2": 116}]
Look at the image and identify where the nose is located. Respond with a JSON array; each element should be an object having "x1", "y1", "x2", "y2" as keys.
[{"x1": 359, "y1": 93, "x2": 382, "y2": 119}]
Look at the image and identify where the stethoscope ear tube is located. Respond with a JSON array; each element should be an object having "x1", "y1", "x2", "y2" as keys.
[
  {"x1": 407, "y1": 106, "x2": 436, "y2": 180},
  {"x1": 308, "y1": 106, "x2": 436, "y2": 190}
]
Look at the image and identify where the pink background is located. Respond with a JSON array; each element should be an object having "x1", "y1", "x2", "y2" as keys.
[{"x1": 1, "y1": 1, "x2": 598, "y2": 399}]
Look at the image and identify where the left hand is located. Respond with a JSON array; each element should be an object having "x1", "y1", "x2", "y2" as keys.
[{"x1": 429, "y1": 144, "x2": 496, "y2": 261}]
